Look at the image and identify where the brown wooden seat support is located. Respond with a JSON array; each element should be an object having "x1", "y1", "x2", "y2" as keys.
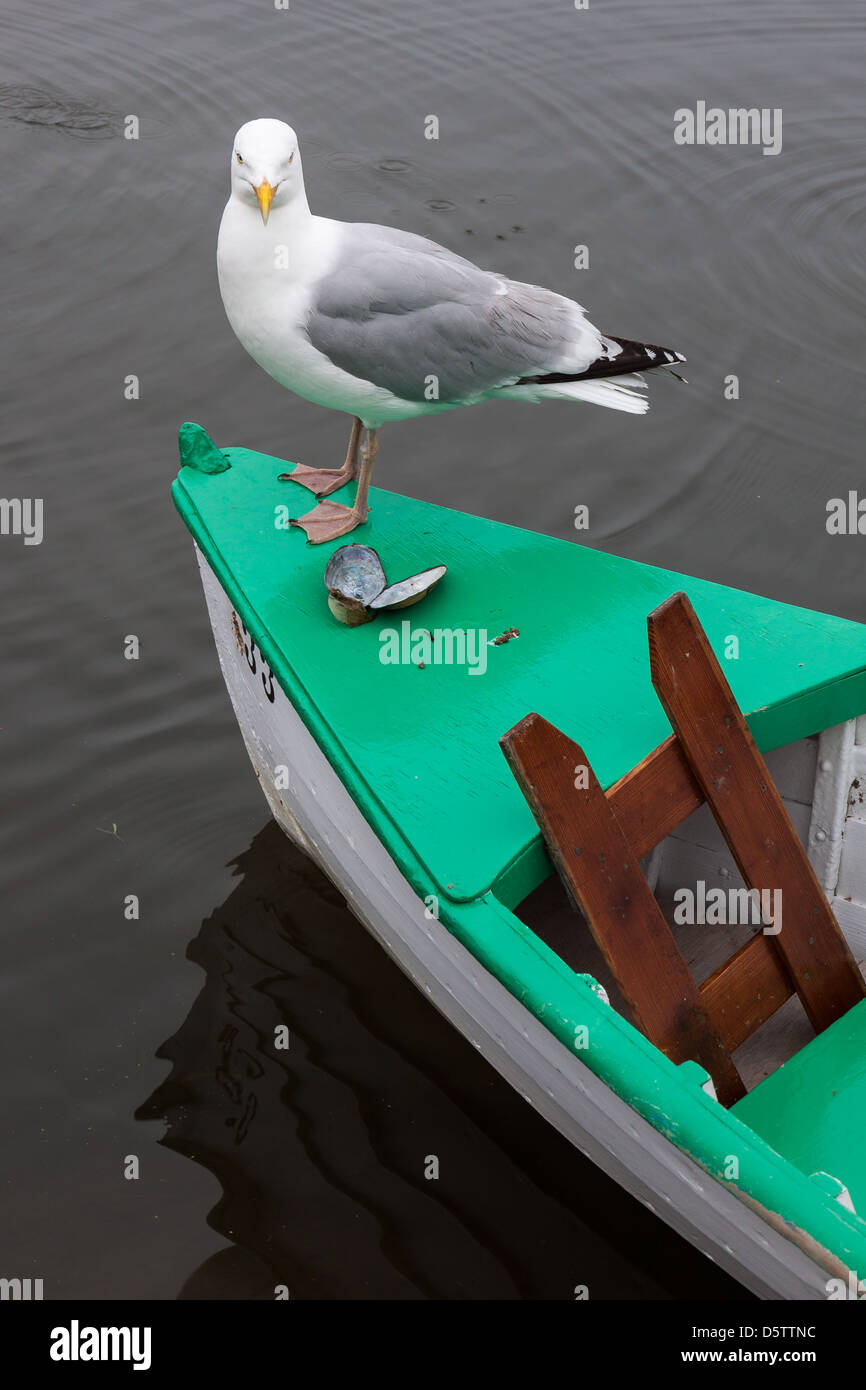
[{"x1": 501, "y1": 591, "x2": 865, "y2": 1107}]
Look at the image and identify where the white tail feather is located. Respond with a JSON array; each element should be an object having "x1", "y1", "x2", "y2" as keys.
[{"x1": 499, "y1": 372, "x2": 649, "y2": 414}]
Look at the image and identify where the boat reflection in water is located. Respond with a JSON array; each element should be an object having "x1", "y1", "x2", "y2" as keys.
[{"x1": 137, "y1": 822, "x2": 747, "y2": 1301}]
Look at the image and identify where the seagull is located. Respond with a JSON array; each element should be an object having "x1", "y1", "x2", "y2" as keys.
[{"x1": 217, "y1": 118, "x2": 686, "y2": 544}]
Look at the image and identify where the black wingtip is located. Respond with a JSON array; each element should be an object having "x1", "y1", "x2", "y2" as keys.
[{"x1": 515, "y1": 337, "x2": 687, "y2": 389}]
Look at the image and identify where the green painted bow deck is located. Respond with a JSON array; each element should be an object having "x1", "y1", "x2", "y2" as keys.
[
  {"x1": 173, "y1": 425, "x2": 866, "y2": 907},
  {"x1": 174, "y1": 424, "x2": 866, "y2": 1280}
]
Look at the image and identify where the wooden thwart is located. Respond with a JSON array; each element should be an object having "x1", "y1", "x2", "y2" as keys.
[
  {"x1": 648, "y1": 593, "x2": 864, "y2": 1033},
  {"x1": 701, "y1": 935, "x2": 793, "y2": 1055},
  {"x1": 607, "y1": 734, "x2": 702, "y2": 861},
  {"x1": 501, "y1": 591, "x2": 865, "y2": 1107},
  {"x1": 504, "y1": 714, "x2": 746, "y2": 1103}
]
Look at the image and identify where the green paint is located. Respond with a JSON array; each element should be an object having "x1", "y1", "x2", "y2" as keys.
[
  {"x1": 173, "y1": 429, "x2": 866, "y2": 906},
  {"x1": 732, "y1": 1000, "x2": 866, "y2": 1215},
  {"x1": 172, "y1": 427, "x2": 866, "y2": 1274},
  {"x1": 178, "y1": 421, "x2": 231, "y2": 474}
]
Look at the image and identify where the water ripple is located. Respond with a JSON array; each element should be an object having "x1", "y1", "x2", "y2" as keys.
[{"x1": 0, "y1": 83, "x2": 121, "y2": 138}]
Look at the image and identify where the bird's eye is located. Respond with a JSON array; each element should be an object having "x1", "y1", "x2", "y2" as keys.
[
  {"x1": 288, "y1": 151, "x2": 294, "y2": 164},
  {"x1": 235, "y1": 152, "x2": 244, "y2": 164}
]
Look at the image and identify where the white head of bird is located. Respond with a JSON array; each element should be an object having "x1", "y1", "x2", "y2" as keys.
[{"x1": 230, "y1": 118, "x2": 306, "y2": 225}]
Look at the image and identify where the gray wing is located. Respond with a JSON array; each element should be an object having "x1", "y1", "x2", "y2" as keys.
[{"x1": 306, "y1": 223, "x2": 603, "y2": 404}]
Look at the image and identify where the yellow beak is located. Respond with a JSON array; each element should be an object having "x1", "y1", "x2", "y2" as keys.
[{"x1": 255, "y1": 180, "x2": 276, "y2": 225}]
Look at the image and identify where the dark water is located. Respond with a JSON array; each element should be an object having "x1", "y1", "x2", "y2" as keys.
[{"x1": 2, "y1": 0, "x2": 863, "y2": 1298}]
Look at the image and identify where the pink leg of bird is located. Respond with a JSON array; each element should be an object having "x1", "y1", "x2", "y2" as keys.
[
  {"x1": 279, "y1": 416, "x2": 362, "y2": 497},
  {"x1": 290, "y1": 427, "x2": 378, "y2": 544}
]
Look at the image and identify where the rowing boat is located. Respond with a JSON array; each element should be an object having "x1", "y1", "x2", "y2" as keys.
[{"x1": 173, "y1": 423, "x2": 866, "y2": 1299}]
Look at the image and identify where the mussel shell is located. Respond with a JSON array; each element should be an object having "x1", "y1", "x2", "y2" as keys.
[
  {"x1": 368, "y1": 565, "x2": 447, "y2": 611},
  {"x1": 327, "y1": 593, "x2": 375, "y2": 626},
  {"x1": 323, "y1": 544, "x2": 387, "y2": 606}
]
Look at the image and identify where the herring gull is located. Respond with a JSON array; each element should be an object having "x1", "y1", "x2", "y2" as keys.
[{"x1": 218, "y1": 118, "x2": 685, "y2": 543}]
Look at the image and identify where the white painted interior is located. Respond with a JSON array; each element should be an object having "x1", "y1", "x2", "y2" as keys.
[{"x1": 653, "y1": 720, "x2": 866, "y2": 963}]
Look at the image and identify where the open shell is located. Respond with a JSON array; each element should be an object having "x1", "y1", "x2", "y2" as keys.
[
  {"x1": 323, "y1": 545, "x2": 386, "y2": 605},
  {"x1": 324, "y1": 545, "x2": 387, "y2": 625},
  {"x1": 368, "y1": 566, "x2": 447, "y2": 611},
  {"x1": 324, "y1": 545, "x2": 446, "y2": 625}
]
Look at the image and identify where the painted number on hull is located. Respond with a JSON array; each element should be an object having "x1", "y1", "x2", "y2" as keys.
[{"x1": 231, "y1": 610, "x2": 276, "y2": 703}]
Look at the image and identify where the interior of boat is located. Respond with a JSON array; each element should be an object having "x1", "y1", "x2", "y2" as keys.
[{"x1": 511, "y1": 693, "x2": 866, "y2": 1219}]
